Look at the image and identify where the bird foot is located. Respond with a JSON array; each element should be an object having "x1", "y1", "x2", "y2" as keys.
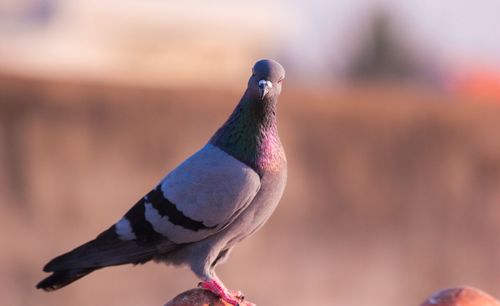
[
  {"x1": 229, "y1": 290, "x2": 256, "y2": 306},
  {"x1": 198, "y1": 279, "x2": 255, "y2": 306},
  {"x1": 229, "y1": 289, "x2": 245, "y2": 300}
]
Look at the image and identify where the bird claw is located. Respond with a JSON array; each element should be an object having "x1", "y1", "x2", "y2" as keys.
[
  {"x1": 238, "y1": 301, "x2": 256, "y2": 306},
  {"x1": 230, "y1": 289, "x2": 244, "y2": 300},
  {"x1": 230, "y1": 290, "x2": 257, "y2": 306},
  {"x1": 198, "y1": 279, "x2": 255, "y2": 306}
]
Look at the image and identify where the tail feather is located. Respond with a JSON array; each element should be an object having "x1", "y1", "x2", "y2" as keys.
[
  {"x1": 36, "y1": 268, "x2": 96, "y2": 291},
  {"x1": 44, "y1": 226, "x2": 161, "y2": 272},
  {"x1": 38, "y1": 225, "x2": 175, "y2": 291}
]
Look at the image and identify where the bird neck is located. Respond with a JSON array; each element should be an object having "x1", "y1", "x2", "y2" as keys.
[{"x1": 210, "y1": 90, "x2": 285, "y2": 174}]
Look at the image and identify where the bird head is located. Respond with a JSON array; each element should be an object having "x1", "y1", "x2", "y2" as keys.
[{"x1": 248, "y1": 59, "x2": 285, "y2": 101}]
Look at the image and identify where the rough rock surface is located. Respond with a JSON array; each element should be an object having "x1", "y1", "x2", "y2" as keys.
[
  {"x1": 164, "y1": 288, "x2": 259, "y2": 306},
  {"x1": 420, "y1": 287, "x2": 500, "y2": 306}
]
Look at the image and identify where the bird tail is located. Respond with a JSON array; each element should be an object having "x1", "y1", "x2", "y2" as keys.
[
  {"x1": 37, "y1": 225, "x2": 171, "y2": 291},
  {"x1": 36, "y1": 267, "x2": 97, "y2": 291}
]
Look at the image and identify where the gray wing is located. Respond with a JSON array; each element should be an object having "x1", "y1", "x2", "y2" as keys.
[{"x1": 143, "y1": 143, "x2": 261, "y2": 243}]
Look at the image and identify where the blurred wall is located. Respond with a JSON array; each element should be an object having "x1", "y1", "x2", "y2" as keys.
[{"x1": 0, "y1": 75, "x2": 499, "y2": 306}]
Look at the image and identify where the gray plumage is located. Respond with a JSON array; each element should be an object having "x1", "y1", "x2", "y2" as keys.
[
  {"x1": 158, "y1": 143, "x2": 261, "y2": 242},
  {"x1": 37, "y1": 59, "x2": 287, "y2": 304}
]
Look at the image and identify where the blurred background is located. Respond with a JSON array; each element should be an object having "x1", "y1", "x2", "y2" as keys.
[{"x1": 1, "y1": 1, "x2": 499, "y2": 305}]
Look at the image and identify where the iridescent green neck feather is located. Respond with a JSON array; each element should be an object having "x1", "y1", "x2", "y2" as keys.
[{"x1": 210, "y1": 90, "x2": 284, "y2": 175}]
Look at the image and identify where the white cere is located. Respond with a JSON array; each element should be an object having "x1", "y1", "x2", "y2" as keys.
[{"x1": 259, "y1": 80, "x2": 273, "y2": 88}]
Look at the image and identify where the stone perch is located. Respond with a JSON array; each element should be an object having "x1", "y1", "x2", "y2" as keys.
[
  {"x1": 420, "y1": 287, "x2": 500, "y2": 306},
  {"x1": 165, "y1": 286, "x2": 500, "y2": 306},
  {"x1": 164, "y1": 288, "x2": 255, "y2": 306}
]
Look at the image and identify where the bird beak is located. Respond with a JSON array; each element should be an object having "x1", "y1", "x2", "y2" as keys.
[{"x1": 258, "y1": 80, "x2": 273, "y2": 100}]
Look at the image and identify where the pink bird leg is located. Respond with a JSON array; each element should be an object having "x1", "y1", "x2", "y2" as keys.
[{"x1": 198, "y1": 279, "x2": 255, "y2": 306}]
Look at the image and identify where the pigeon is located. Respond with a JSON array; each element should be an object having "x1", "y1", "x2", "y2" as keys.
[{"x1": 37, "y1": 59, "x2": 287, "y2": 306}]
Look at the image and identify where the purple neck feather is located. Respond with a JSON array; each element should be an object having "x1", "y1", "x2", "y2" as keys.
[{"x1": 210, "y1": 90, "x2": 285, "y2": 174}]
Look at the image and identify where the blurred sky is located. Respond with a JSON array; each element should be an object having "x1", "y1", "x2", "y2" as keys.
[{"x1": 0, "y1": 0, "x2": 500, "y2": 87}]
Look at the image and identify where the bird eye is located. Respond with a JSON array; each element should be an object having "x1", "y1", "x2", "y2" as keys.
[{"x1": 277, "y1": 78, "x2": 284, "y2": 84}]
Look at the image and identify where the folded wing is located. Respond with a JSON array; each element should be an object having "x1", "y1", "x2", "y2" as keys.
[{"x1": 135, "y1": 143, "x2": 261, "y2": 244}]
